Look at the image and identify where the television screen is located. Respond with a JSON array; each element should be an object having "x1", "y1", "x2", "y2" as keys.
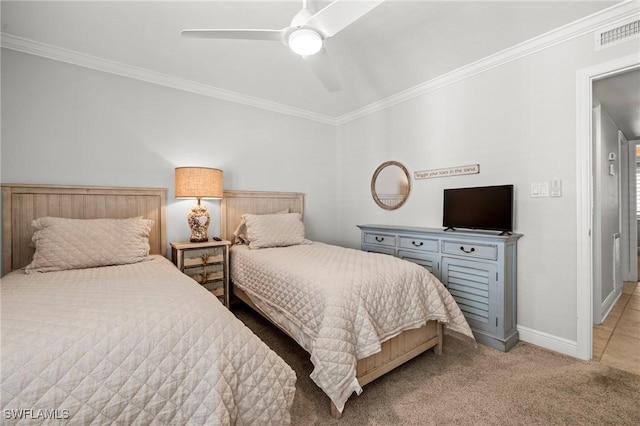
[{"x1": 443, "y1": 184, "x2": 514, "y2": 233}]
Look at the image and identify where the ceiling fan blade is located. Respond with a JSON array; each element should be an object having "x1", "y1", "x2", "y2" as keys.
[
  {"x1": 181, "y1": 29, "x2": 285, "y2": 42},
  {"x1": 303, "y1": 48, "x2": 342, "y2": 92},
  {"x1": 306, "y1": 0, "x2": 384, "y2": 37}
]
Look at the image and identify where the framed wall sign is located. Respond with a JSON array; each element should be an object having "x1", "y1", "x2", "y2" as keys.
[{"x1": 414, "y1": 164, "x2": 480, "y2": 180}]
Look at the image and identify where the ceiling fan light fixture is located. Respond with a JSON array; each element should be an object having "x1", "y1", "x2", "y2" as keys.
[{"x1": 288, "y1": 28, "x2": 322, "y2": 56}]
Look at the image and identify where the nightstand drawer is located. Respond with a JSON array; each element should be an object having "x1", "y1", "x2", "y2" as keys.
[
  {"x1": 363, "y1": 232, "x2": 396, "y2": 247},
  {"x1": 182, "y1": 247, "x2": 225, "y2": 267},
  {"x1": 441, "y1": 240, "x2": 498, "y2": 260},
  {"x1": 398, "y1": 236, "x2": 438, "y2": 252},
  {"x1": 202, "y1": 281, "x2": 224, "y2": 298},
  {"x1": 184, "y1": 264, "x2": 224, "y2": 285}
]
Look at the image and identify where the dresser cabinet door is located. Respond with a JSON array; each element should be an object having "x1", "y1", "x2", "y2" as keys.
[
  {"x1": 398, "y1": 250, "x2": 441, "y2": 279},
  {"x1": 441, "y1": 257, "x2": 499, "y2": 336}
]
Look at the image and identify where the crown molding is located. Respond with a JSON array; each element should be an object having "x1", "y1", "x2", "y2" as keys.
[
  {"x1": 1, "y1": 1, "x2": 637, "y2": 127},
  {"x1": 0, "y1": 33, "x2": 338, "y2": 126},
  {"x1": 334, "y1": 1, "x2": 640, "y2": 125}
]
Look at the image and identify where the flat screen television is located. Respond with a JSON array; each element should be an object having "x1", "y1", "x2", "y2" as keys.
[{"x1": 443, "y1": 184, "x2": 514, "y2": 234}]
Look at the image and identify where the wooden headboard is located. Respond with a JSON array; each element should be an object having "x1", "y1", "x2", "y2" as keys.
[
  {"x1": 1, "y1": 184, "x2": 167, "y2": 276},
  {"x1": 221, "y1": 190, "x2": 304, "y2": 242}
]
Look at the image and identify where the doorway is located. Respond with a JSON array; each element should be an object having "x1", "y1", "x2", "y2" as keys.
[{"x1": 576, "y1": 54, "x2": 640, "y2": 360}]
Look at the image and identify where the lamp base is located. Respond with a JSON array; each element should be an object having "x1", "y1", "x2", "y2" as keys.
[
  {"x1": 190, "y1": 237, "x2": 209, "y2": 243},
  {"x1": 187, "y1": 204, "x2": 210, "y2": 243}
]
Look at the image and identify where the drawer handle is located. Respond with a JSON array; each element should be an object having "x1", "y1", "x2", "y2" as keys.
[
  {"x1": 412, "y1": 241, "x2": 424, "y2": 247},
  {"x1": 375, "y1": 236, "x2": 384, "y2": 242},
  {"x1": 460, "y1": 246, "x2": 475, "y2": 254},
  {"x1": 201, "y1": 254, "x2": 211, "y2": 264}
]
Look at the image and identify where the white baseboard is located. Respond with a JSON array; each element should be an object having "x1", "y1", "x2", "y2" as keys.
[
  {"x1": 517, "y1": 325, "x2": 579, "y2": 358},
  {"x1": 600, "y1": 289, "x2": 622, "y2": 323}
]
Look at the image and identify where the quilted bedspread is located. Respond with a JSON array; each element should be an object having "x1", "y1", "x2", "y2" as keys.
[
  {"x1": 1, "y1": 256, "x2": 296, "y2": 425},
  {"x1": 230, "y1": 242, "x2": 474, "y2": 413}
]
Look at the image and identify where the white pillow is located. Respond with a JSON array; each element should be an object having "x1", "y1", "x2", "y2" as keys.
[
  {"x1": 25, "y1": 217, "x2": 154, "y2": 273},
  {"x1": 233, "y1": 209, "x2": 290, "y2": 244},
  {"x1": 242, "y1": 212, "x2": 308, "y2": 249}
]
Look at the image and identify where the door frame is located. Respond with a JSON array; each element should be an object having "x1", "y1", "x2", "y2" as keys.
[
  {"x1": 619, "y1": 131, "x2": 637, "y2": 283},
  {"x1": 575, "y1": 54, "x2": 640, "y2": 360}
]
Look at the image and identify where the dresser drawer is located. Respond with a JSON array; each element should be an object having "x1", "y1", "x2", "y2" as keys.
[
  {"x1": 362, "y1": 244, "x2": 396, "y2": 256},
  {"x1": 182, "y1": 247, "x2": 225, "y2": 267},
  {"x1": 363, "y1": 232, "x2": 396, "y2": 247},
  {"x1": 183, "y1": 264, "x2": 224, "y2": 285},
  {"x1": 441, "y1": 240, "x2": 498, "y2": 260},
  {"x1": 398, "y1": 236, "x2": 439, "y2": 252}
]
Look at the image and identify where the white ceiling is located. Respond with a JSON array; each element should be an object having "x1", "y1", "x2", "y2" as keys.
[{"x1": 0, "y1": 0, "x2": 628, "y2": 119}]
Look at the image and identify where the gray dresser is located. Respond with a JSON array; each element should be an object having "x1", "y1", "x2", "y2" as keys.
[{"x1": 358, "y1": 224, "x2": 523, "y2": 352}]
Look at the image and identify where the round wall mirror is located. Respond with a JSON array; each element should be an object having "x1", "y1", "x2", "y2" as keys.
[{"x1": 371, "y1": 161, "x2": 411, "y2": 210}]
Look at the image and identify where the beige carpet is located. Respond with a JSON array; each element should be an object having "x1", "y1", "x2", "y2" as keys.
[{"x1": 232, "y1": 305, "x2": 640, "y2": 426}]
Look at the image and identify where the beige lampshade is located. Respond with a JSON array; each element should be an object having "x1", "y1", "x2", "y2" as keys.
[{"x1": 175, "y1": 167, "x2": 223, "y2": 199}]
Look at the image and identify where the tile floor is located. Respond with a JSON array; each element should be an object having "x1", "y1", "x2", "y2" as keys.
[{"x1": 593, "y1": 281, "x2": 640, "y2": 375}]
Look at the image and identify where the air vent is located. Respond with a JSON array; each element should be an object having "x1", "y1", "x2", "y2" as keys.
[{"x1": 595, "y1": 19, "x2": 640, "y2": 50}]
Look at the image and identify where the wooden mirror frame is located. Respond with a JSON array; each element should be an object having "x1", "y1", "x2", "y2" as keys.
[{"x1": 370, "y1": 161, "x2": 411, "y2": 210}]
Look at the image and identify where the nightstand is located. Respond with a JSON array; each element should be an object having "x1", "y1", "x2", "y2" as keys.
[{"x1": 171, "y1": 240, "x2": 232, "y2": 307}]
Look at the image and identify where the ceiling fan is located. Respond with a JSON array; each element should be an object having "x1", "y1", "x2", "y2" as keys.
[{"x1": 181, "y1": 0, "x2": 384, "y2": 92}]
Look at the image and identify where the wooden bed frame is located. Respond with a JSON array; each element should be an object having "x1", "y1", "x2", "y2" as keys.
[
  {"x1": 221, "y1": 190, "x2": 443, "y2": 418},
  {"x1": 1, "y1": 184, "x2": 167, "y2": 276}
]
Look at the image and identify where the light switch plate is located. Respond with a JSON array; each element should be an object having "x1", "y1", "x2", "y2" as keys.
[
  {"x1": 530, "y1": 183, "x2": 540, "y2": 197},
  {"x1": 550, "y1": 179, "x2": 562, "y2": 197},
  {"x1": 539, "y1": 181, "x2": 549, "y2": 197},
  {"x1": 531, "y1": 182, "x2": 551, "y2": 197}
]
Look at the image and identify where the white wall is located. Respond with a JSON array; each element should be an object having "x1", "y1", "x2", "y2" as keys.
[
  {"x1": 0, "y1": 49, "x2": 338, "y2": 254},
  {"x1": 336, "y1": 33, "x2": 639, "y2": 345},
  {"x1": 2, "y1": 24, "x2": 639, "y2": 354}
]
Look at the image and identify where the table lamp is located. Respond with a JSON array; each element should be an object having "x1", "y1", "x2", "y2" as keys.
[{"x1": 175, "y1": 166, "x2": 223, "y2": 242}]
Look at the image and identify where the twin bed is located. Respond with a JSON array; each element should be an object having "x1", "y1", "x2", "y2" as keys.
[
  {"x1": 1, "y1": 184, "x2": 473, "y2": 423},
  {"x1": 221, "y1": 190, "x2": 474, "y2": 417},
  {"x1": 0, "y1": 185, "x2": 296, "y2": 425}
]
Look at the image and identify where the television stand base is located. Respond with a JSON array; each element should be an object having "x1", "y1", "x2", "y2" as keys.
[
  {"x1": 443, "y1": 227, "x2": 456, "y2": 232},
  {"x1": 358, "y1": 224, "x2": 523, "y2": 353}
]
